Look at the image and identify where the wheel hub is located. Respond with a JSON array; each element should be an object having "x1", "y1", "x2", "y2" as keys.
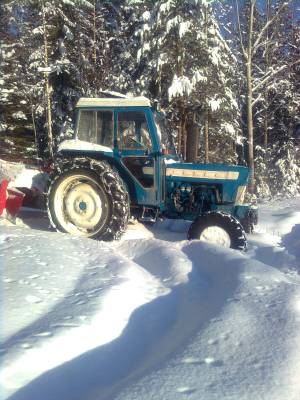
[
  {"x1": 199, "y1": 226, "x2": 231, "y2": 248},
  {"x1": 79, "y1": 201, "x2": 87, "y2": 211},
  {"x1": 64, "y1": 182, "x2": 103, "y2": 229}
]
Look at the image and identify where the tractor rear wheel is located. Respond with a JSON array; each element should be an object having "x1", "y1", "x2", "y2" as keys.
[
  {"x1": 187, "y1": 211, "x2": 247, "y2": 251},
  {"x1": 47, "y1": 159, "x2": 129, "y2": 240}
]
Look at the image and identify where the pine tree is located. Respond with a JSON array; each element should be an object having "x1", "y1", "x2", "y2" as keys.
[
  {"x1": 1, "y1": 0, "x2": 136, "y2": 156},
  {"x1": 134, "y1": 0, "x2": 241, "y2": 163},
  {"x1": 0, "y1": 2, "x2": 38, "y2": 137}
]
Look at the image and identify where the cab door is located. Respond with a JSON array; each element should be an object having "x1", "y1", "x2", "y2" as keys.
[{"x1": 114, "y1": 108, "x2": 160, "y2": 206}]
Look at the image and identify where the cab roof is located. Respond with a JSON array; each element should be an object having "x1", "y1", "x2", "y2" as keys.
[{"x1": 76, "y1": 97, "x2": 151, "y2": 108}]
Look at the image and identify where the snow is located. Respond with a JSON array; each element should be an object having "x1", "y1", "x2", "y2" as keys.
[
  {"x1": 179, "y1": 21, "x2": 191, "y2": 38},
  {"x1": 166, "y1": 16, "x2": 182, "y2": 34},
  {"x1": 164, "y1": 158, "x2": 177, "y2": 164},
  {"x1": 168, "y1": 74, "x2": 193, "y2": 100},
  {"x1": 58, "y1": 140, "x2": 113, "y2": 153},
  {"x1": 209, "y1": 98, "x2": 221, "y2": 111},
  {"x1": 3, "y1": 50, "x2": 15, "y2": 59},
  {"x1": 1, "y1": 168, "x2": 300, "y2": 400},
  {"x1": 192, "y1": 70, "x2": 207, "y2": 84},
  {"x1": 222, "y1": 122, "x2": 236, "y2": 136},
  {"x1": 209, "y1": 47, "x2": 221, "y2": 66},
  {"x1": 159, "y1": 0, "x2": 173, "y2": 15},
  {"x1": 0, "y1": 160, "x2": 47, "y2": 192},
  {"x1": 12, "y1": 112, "x2": 27, "y2": 120},
  {"x1": 32, "y1": 27, "x2": 43, "y2": 36},
  {"x1": 137, "y1": 41, "x2": 150, "y2": 60},
  {"x1": 99, "y1": 90, "x2": 128, "y2": 99},
  {"x1": 142, "y1": 11, "x2": 151, "y2": 21}
]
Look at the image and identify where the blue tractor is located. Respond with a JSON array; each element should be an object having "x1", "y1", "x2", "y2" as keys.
[{"x1": 47, "y1": 95, "x2": 257, "y2": 250}]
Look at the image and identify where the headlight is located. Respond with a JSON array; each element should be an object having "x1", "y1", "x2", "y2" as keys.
[{"x1": 179, "y1": 184, "x2": 192, "y2": 193}]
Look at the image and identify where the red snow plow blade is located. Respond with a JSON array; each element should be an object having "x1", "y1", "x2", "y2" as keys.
[{"x1": 0, "y1": 179, "x2": 25, "y2": 217}]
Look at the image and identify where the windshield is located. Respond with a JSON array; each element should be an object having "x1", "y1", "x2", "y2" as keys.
[{"x1": 153, "y1": 111, "x2": 177, "y2": 156}]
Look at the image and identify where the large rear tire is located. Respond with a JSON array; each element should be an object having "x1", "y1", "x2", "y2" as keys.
[
  {"x1": 188, "y1": 211, "x2": 247, "y2": 251},
  {"x1": 47, "y1": 158, "x2": 129, "y2": 240}
]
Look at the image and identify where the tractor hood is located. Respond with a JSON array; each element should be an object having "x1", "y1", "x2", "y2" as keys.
[{"x1": 165, "y1": 162, "x2": 250, "y2": 204}]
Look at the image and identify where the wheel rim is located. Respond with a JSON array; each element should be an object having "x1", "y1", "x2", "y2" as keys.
[
  {"x1": 53, "y1": 174, "x2": 109, "y2": 237},
  {"x1": 199, "y1": 226, "x2": 231, "y2": 248}
]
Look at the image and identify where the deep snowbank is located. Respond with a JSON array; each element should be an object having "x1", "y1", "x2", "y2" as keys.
[{"x1": 1, "y1": 197, "x2": 300, "y2": 400}]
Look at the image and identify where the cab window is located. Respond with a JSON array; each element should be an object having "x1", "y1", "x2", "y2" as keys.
[
  {"x1": 117, "y1": 111, "x2": 152, "y2": 151},
  {"x1": 77, "y1": 110, "x2": 113, "y2": 148}
]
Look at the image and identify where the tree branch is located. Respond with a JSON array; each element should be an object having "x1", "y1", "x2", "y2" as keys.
[
  {"x1": 235, "y1": 0, "x2": 247, "y2": 59},
  {"x1": 253, "y1": 67, "x2": 274, "y2": 85},
  {"x1": 253, "y1": 64, "x2": 265, "y2": 74},
  {"x1": 253, "y1": 59, "x2": 300, "y2": 92},
  {"x1": 252, "y1": 92, "x2": 263, "y2": 107},
  {"x1": 252, "y1": 1, "x2": 290, "y2": 56}
]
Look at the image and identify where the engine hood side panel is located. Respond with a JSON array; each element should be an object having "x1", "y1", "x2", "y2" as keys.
[{"x1": 165, "y1": 163, "x2": 250, "y2": 204}]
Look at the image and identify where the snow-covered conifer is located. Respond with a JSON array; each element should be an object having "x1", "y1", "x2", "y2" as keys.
[{"x1": 134, "y1": 0, "x2": 241, "y2": 163}]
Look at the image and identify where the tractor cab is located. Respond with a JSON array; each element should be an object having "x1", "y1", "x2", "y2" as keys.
[{"x1": 59, "y1": 96, "x2": 168, "y2": 209}]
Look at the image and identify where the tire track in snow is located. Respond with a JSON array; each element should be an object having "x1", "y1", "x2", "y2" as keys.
[
  {"x1": 4, "y1": 239, "x2": 242, "y2": 400},
  {"x1": 92, "y1": 240, "x2": 245, "y2": 400},
  {"x1": 115, "y1": 244, "x2": 300, "y2": 400}
]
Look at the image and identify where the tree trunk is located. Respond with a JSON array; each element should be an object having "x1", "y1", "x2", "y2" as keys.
[
  {"x1": 93, "y1": 2, "x2": 97, "y2": 67},
  {"x1": 246, "y1": 60, "x2": 255, "y2": 192},
  {"x1": 182, "y1": 113, "x2": 187, "y2": 161},
  {"x1": 186, "y1": 113, "x2": 199, "y2": 163},
  {"x1": 177, "y1": 101, "x2": 183, "y2": 155},
  {"x1": 177, "y1": 124, "x2": 182, "y2": 156},
  {"x1": 177, "y1": 102, "x2": 188, "y2": 159},
  {"x1": 204, "y1": 7, "x2": 209, "y2": 164},
  {"x1": 92, "y1": 1, "x2": 97, "y2": 93},
  {"x1": 30, "y1": 101, "x2": 38, "y2": 149},
  {"x1": 204, "y1": 110, "x2": 209, "y2": 163},
  {"x1": 246, "y1": 1, "x2": 255, "y2": 193},
  {"x1": 263, "y1": 0, "x2": 271, "y2": 158},
  {"x1": 176, "y1": 33, "x2": 185, "y2": 158},
  {"x1": 263, "y1": 110, "x2": 268, "y2": 153},
  {"x1": 42, "y1": 1, "x2": 53, "y2": 159}
]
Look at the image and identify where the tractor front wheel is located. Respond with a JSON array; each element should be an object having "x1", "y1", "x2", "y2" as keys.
[{"x1": 188, "y1": 212, "x2": 247, "y2": 251}]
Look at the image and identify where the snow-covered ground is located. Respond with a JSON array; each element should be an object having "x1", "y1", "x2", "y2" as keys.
[{"x1": 1, "y1": 196, "x2": 300, "y2": 400}]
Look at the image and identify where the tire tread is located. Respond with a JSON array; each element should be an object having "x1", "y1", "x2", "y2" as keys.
[{"x1": 188, "y1": 211, "x2": 247, "y2": 251}]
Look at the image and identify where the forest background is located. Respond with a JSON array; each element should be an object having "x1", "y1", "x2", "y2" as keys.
[{"x1": 0, "y1": 0, "x2": 299, "y2": 198}]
